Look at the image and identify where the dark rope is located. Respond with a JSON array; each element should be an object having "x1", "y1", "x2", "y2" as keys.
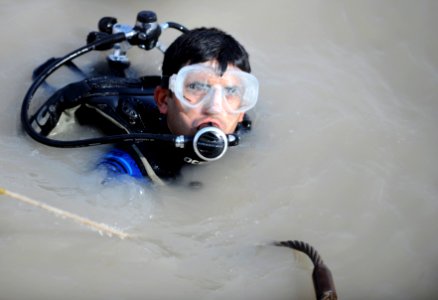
[
  {"x1": 274, "y1": 240, "x2": 338, "y2": 300},
  {"x1": 275, "y1": 240, "x2": 324, "y2": 266}
]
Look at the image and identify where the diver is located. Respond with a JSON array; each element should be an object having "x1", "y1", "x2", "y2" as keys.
[
  {"x1": 96, "y1": 27, "x2": 258, "y2": 184},
  {"x1": 21, "y1": 12, "x2": 259, "y2": 185}
]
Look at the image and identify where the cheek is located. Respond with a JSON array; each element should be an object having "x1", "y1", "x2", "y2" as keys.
[
  {"x1": 166, "y1": 101, "x2": 199, "y2": 134},
  {"x1": 221, "y1": 115, "x2": 240, "y2": 133}
]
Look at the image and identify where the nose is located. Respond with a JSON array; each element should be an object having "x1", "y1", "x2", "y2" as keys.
[{"x1": 204, "y1": 87, "x2": 224, "y2": 114}]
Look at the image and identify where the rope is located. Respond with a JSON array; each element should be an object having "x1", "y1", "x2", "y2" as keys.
[
  {"x1": 275, "y1": 240, "x2": 324, "y2": 266},
  {"x1": 0, "y1": 187, "x2": 131, "y2": 240}
]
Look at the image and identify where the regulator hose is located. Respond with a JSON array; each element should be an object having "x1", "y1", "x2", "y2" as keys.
[{"x1": 275, "y1": 240, "x2": 338, "y2": 300}]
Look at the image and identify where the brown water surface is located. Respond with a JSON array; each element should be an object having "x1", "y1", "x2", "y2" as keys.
[{"x1": 1, "y1": 1, "x2": 437, "y2": 299}]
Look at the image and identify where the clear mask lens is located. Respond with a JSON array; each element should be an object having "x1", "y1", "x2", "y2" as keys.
[{"x1": 169, "y1": 64, "x2": 259, "y2": 113}]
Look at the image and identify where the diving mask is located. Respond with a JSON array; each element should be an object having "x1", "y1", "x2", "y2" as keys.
[{"x1": 169, "y1": 64, "x2": 259, "y2": 114}]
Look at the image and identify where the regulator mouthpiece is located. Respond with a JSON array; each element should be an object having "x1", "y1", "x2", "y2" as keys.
[{"x1": 193, "y1": 127, "x2": 228, "y2": 161}]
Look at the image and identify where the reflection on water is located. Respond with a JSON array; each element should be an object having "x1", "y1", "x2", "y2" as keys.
[{"x1": 1, "y1": 0, "x2": 438, "y2": 299}]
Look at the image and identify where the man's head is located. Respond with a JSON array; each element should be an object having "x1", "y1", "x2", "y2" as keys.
[{"x1": 154, "y1": 27, "x2": 257, "y2": 135}]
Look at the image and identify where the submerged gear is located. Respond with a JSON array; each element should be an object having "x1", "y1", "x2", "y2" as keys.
[
  {"x1": 99, "y1": 148, "x2": 144, "y2": 178},
  {"x1": 169, "y1": 63, "x2": 259, "y2": 114}
]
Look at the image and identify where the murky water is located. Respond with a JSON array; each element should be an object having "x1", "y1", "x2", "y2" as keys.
[{"x1": 1, "y1": 0, "x2": 438, "y2": 299}]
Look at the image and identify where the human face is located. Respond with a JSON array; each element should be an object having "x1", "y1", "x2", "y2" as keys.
[
  {"x1": 155, "y1": 62, "x2": 250, "y2": 136},
  {"x1": 169, "y1": 63, "x2": 258, "y2": 114}
]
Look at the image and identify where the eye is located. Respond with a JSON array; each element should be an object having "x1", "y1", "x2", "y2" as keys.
[
  {"x1": 186, "y1": 81, "x2": 210, "y2": 93},
  {"x1": 224, "y1": 86, "x2": 241, "y2": 97}
]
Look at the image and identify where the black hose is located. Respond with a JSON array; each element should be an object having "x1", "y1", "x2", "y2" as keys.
[
  {"x1": 20, "y1": 32, "x2": 126, "y2": 147},
  {"x1": 165, "y1": 22, "x2": 189, "y2": 33},
  {"x1": 275, "y1": 240, "x2": 338, "y2": 300}
]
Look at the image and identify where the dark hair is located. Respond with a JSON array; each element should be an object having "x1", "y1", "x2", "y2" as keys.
[{"x1": 161, "y1": 27, "x2": 251, "y2": 80}]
